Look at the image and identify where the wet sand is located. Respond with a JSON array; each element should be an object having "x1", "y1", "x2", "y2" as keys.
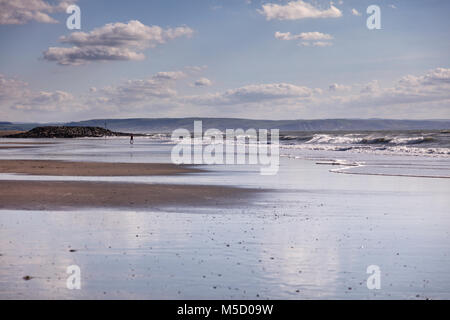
[
  {"x1": 0, "y1": 146, "x2": 42, "y2": 150},
  {"x1": 0, "y1": 180, "x2": 256, "y2": 210},
  {"x1": 0, "y1": 130, "x2": 24, "y2": 137},
  {"x1": 0, "y1": 160, "x2": 202, "y2": 176},
  {"x1": 0, "y1": 160, "x2": 258, "y2": 210}
]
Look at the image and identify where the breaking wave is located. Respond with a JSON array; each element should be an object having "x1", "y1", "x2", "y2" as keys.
[
  {"x1": 279, "y1": 130, "x2": 450, "y2": 157},
  {"x1": 303, "y1": 134, "x2": 434, "y2": 145}
]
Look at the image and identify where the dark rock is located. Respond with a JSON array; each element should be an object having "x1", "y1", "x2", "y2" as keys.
[{"x1": 5, "y1": 126, "x2": 131, "y2": 138}]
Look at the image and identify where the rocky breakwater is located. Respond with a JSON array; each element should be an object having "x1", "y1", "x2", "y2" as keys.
[{"x1": 5, "y1": 126, "x2": 132, "y2": 138}]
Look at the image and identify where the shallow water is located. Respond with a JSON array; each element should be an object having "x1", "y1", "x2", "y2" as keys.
[{"x1": 0, "y1": 138, "x2": 449, "y2": 299}]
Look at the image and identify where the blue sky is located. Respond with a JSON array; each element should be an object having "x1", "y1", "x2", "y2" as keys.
[{"x1": 0, "y1": 0, "x2": 449, "y2": 122}]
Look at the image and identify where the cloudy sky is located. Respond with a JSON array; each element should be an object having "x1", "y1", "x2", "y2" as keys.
[{"x1": 0, "y1": 0, "x2": 449, "y2": 122}]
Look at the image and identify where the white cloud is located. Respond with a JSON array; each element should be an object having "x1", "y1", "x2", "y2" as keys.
[
  {"x1": 274, "y1": 32, "x2": 295, "y2": 41},
  {"x1": 98, "y1": 79, "x2": 176, "y2": 104},
  {"x1": 29, "y1": 90, "x2": 74, "y2": 104},
  {"x1": 182, "y1": 68, "x2": 450, "y2": 118},
  {"x1": 0, "y1": 74, "x2": 29, "y2": 101},
  {"x1": 0, "y1": 73, "x2": 79, "y2": 113},
  {"x1": 11, "y1": 90, "x2": 74, "y2": 112},
  {"x1": 329, "y1": 83, "x2": 351, "y2": 92},
  {"x1": 259, "y1": 0, "x2": 342, "y2": 21},
  {"x1": 3, "y1": 68, "x2": 450, "y2": 121},
  {"x1": 276, "y1": 31, "x2": 333, "y2": 47},
  {"x1": 351, "y1": 8, "x2": 361, "y2": 16},
  {"x1": 186, "y1": 83, "x2": 317, "y2": 105},
  {"x1": 153, "y1": 71, "x2": 187, "y2": 81},
  {"x1": 335, "y1": 68, "x2": 450, "y2": 109},
  {"x1": 398, "y1": 67, "x2": 450, "y2": 86},
  {"x1": 275, "y1": 31, "x2": 333, "y2": 41},
  {"x1": 0, "y1": 0, "x2": 76, "y2": 25},
  {"x1": 43, "y1": 46, "x2": 146, "y2": 66},
  {"x1": 89, "y1": 70, "x2": 189, "y2": 108},
  {"x1": 194, "y1": 78, "x2": 212, "y2": 87},
  {"x1": 43, "y1": 20, "x2": 194, "y2": 65}
]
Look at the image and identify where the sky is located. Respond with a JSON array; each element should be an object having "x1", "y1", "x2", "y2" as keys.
[{"x1": 0, "y1": 0, "x2": 449, "y2": 122}]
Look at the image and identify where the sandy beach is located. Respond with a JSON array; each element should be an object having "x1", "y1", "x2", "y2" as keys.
[
  {"x1": 0, "y1": 159, "x2": 257, "y2": 210},
  {"x1": 0, "y1": 180, "x2": 256, "y2": 210},
  {"x1": 0, "y1": 160, "x2": 202, "y2": 176},
  {"x1": 0, "y1": 146, "x2": 39, "y2": 150},
  {"x1": 0, "y1": 131, "x2": 24, "y2": 137}
]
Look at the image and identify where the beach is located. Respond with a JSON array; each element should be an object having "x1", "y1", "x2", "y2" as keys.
[
  {"x1": 0, "y1": 180, "x2": 256, "y2": 210},
  {"x1": 0, "y1": 160, "x2": 202, "y2": 176},
  {"x1": 0, "y1": 136, "x2": 449, "y2": 299},
  {"x1": 0, "y1": 159, "x2": 260, "y2": 210}
]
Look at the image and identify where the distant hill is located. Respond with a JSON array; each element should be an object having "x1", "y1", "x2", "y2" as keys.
[
  {"x1": 2, "y1": 118, "x2": 449, "y2": 133},
  {"x1": 65, "y1": 118, "x2": 450, "y2": 133},
  {"x1": 5, "y1": 126, "x2": 131, "y2": 138},
  {"x1": 0, "y1": 122, "x2": 42, "y2": 131}
]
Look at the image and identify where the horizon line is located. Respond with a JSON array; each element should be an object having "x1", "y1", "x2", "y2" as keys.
[{"x1": 4, "y1": 117, "x2": 450, "y2": 124}]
